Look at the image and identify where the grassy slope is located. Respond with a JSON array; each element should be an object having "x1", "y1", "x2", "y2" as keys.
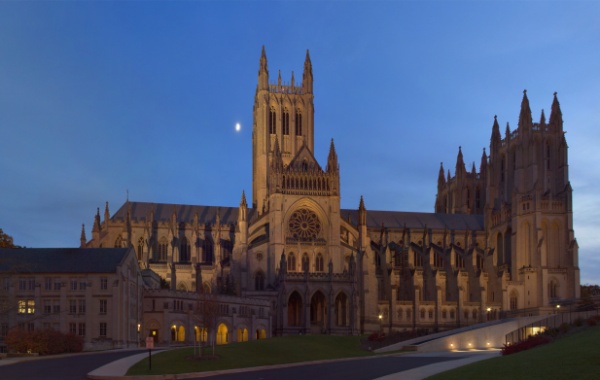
[
  {"x1": 427, "y1": 325, "x2": 600, "y2": 380},
  {"x1": 127, "y1": 335, "x2": 374, "y2": 375}
]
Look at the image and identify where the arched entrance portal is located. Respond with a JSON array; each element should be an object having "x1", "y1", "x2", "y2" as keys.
[
  {"x1": 335, "y1": 292, "x2": 347, "y2": 327},
  {"x1": 217, "y1": 323, "x2": 228, "y2": 345},
  {"x1": 288, "y1": 291, "x2": 303, "y2": 327},
  {"x1": 310, "y1": 291, "x2": 327, "y2": 333}
]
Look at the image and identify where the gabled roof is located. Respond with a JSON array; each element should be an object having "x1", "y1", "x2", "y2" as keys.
[
  {"x1": 286, "y1": 143, "x2": 323, "y2": 172},
  {"x1": 0, "y1": 248, "x2": 132, "y2": 274}
]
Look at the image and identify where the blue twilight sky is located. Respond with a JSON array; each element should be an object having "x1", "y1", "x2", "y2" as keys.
[{"x1": 1, "y1": 1, "x2": 599, "y2": 283}]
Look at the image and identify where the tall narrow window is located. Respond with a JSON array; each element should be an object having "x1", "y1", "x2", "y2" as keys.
[
  {"x1": 295, "y1": 110, "x2": 302, "y2": 136},
  {"x1": 287, "y1": 252, "x2": 296, "y2": 272},
  {"x1": 255, "y1": 271, "x2": 265, "y2": 291},
  {"x1": 269, "y1": 108, "x2": 276, "y2": 134},
  {"x1": 283, "y1": 109, "x2": 290, "y2": 135},
  {"x1": 137, "y1": 237, "x2": 144, "y2": 261},
  {"x1": 315, "y1": 253, "x2": 324, "y2": 272},
  {"x1": 302, "y1": 253, "x2": 310, "y2": 272},
  {"x1": 158, "y1": 237, "x2": 168, "y2": 262},
  {"x1": 180, "y1": 237, "x2": 190, "y2": 263}
]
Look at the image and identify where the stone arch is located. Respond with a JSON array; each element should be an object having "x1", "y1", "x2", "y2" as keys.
[
  {"x1": 288, "y1": 291, "x2": 303, "y2": 327},
  {"x1": 236, "y1": 325, "x2": 249, "y2": 342},
  {"x1": 334, "y1": 292, "x2": 348, "y2": 327},
  {"x1": 177, "y1": 325, "x2": 185, "y2": 342},
  {"x1": 256, "y1": 326, "x2": 267, "y2": 340},
  {"x1": 216, "y1": 323, "x2": 229, "y2": 345},
  {"x1": 284, "y1": 198, "x2": 330, "y2": 238},
  {"x1": 310, "y1": 290, "x2": 327, "y2": 330},
  {"x1": 510, "y1": 290, "x2": 519, "y2": 310},
  {"x1": 549, "y1": 277, "x2": 560, "y2": 300}
]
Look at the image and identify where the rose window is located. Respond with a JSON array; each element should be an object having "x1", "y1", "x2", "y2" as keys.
[{"x1": 288, "y1": 209, "x2": 321, "y2": 241}]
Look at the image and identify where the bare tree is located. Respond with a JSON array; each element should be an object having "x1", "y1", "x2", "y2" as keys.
[{"x1": 194, "y1": 292, "x2": 220, "y2": 357}]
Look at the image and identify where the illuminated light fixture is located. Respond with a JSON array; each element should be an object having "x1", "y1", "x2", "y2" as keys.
[
  {"x1": 468, "y1": 343, "x2": 472, "y2": 347},
  {"x1": 556, "y1": 304, "x2": 561, "y2": 309},
  {"x1": 137, "y1": 323, "x2": 141, "y2": 332},
  {"x1": 486, "y1": 307, "x2": 491, "y2": 312},
  {"x1": 450, "y1": 343, "x2": 454, "y2": 347},
  {"x1": 378, "y1": 314, "x2": 382, "y2": 320},
  {"x1": 487, "y1": 342, "x2": 490, "y2": 346}
]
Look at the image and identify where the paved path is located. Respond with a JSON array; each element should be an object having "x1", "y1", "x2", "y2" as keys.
[{"x1": 86, "y1": 349, "x2": 499, "y2": 380}]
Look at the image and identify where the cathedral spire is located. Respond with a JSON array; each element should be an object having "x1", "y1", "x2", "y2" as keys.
[
  {"x1": 490, "y1": 115, "x2": 501, "y2": 154},
  {"x1": 80, "y1": 224, "x2": 86, "y2": 248},
  {"x1": 480, "y1": 148, "x2": 488, "y2": 174},
  {"x1": 104, "y1": 201, "x2": 110, "y2": 230},
  {"x1": 326, "y1": 138, "x2": 339, "y2": 173},
  {"x1": 93, "y1": 207, "x2": 101, "y2": 233},
  {"x1": 240, "y1": 190, "x2": 247, "y2": 208},
  {"x1": 518, "y1": 89, "x2": 533, "y2": 134},
  {"x1": 455, "y1": 146, "x2": 466, "y2": 177},
  {"x1": 302, "y1": 49, "x2": 313, "y2": 93},
  {"x1": 539, "y1": 109, "x2": 546, "y2": 127},
  {"x1": 437, "y1": 162, "x2": 446, "y2": 188},
  {"x1": 358, "y1": 196, "x2": 366, "y2": 226},
  {"x1": 238, "y1": 190, "x2": 247, "y2": 222},
  {"x1": 258, "y1": 45, "x2": 269, "y2": 91},
  {"x1": 549, "y1": 92, "x2": 563, "y2": 133}
]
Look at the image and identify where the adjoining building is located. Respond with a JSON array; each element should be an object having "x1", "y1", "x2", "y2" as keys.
[
  {"x1": 83, "y1": 48, "x2": 580, "y2": 335},
  {"x1": 0, "y1": 248, "x2": 143, "y2": 353}
]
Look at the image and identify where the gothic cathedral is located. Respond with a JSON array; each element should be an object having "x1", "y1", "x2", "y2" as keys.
[{"x1": 84, "y1": 48, "x2": 579, "y2": 334}]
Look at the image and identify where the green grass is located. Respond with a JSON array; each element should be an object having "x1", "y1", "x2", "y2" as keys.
[
  {"x1": 427, "y1": 325, "x2": 600, "y2": 380},
  {"x1": 127, "y1": 335, "x2": 375, "y2": 375}
]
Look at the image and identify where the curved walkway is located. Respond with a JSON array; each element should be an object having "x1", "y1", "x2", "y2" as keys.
[{"x1": 86, "y1": 349, "x2": 499, "y2": 380}]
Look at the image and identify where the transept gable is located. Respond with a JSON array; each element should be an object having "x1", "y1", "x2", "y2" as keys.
[{"x1": 286, "y1": 143, "x2": 323, "y2": 173}]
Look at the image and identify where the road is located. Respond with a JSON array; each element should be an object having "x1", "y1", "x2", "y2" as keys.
[{"x1": 0, "y1": 349, "x2": 147, "y2": 380}]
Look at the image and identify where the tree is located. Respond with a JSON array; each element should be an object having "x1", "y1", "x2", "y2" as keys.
[
  {"x1": 0, "y1": 228, "x2": 19, "y2": 248},
  {"x1": 194, "y1": 292, "x2": 221, "y2": 357}
]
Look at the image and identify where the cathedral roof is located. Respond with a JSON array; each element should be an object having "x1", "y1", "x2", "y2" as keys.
[
  {"x1": 112, "y1": 201, "x2": 249, "y2": 225},
  {"x1": 341, "y1": 209, "x2": 484, "y2": 231},
  {"x1": 111, "y1": 201, "x2": 482, "y2": 231},
  {"x1": 0, "y1": 248, "x2": 132, "y2": 273}
]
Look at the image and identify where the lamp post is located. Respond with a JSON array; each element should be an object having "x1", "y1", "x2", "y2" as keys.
[
  {"x1": 378, "y1": 314, "x2": 383, "y2": 334},
  {"x1": 172, "y1": 324, "x2": 176, "y2": 345},
  {"x1": 486, "y1": 307, "x2": 492, "y2": 321},
  {"x1": 137, "y1": 323, "x2": 141, "y2": 348}
]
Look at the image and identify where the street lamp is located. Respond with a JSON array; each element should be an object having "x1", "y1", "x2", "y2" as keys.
[
  {"x1": 172, "y1": 324, "x2": 177, "y2": 345},
  {"x1": 378, "y1": 313, "x2": 383, "y2": 333},
  {"x1": 486, "y1": 307, "x2": 492, "y2": 321},
  {"x1": 137, "y1": 323, "x2": 141, "y2": 348}
]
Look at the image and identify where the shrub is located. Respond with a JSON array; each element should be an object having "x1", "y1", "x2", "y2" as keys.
[
  {"x1": 558, "y1": 323, "x2": 570, "y2": 333},
  {"x1": 5, "y1": 329, "x2": 84, "y2": 355},
  {"x1": 574, "y1": 318, "x2": 584, "y2": 327},
  {"x1": 502, "y1": 334, "x2": 551, "y2": 356}
]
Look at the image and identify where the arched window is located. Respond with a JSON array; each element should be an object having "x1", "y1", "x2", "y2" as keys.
[
  {"x1": 335, "y1": 293, "x2": 347, "y2": 327},
  {"x1": 295, "y1": 110, "x2": 302, "y2": 136},
  {"x1": 315, "y1": 253, "x2": 324, "y2": 272},
  {"x1": 442, "y1": 309, "x2": 447, "y2": 319},
  {"x1": 397, "y1": 309, "x2": 403, "y2": 320},
  {"x1": 137, "y1": 237, "x2": 144, "y2": 261},
  {"x1": 216, "y1": 323, "x2": 228, "y2": 345},
  {"x1": 269, "y1": 108, "x2": 277, "y2": 134},
  {"x1": 450, "y1": 309, "x2": 455, "y2": 319},
  {"x1": 549, "y1": 280, "x2": 558, "y2": 299},
  {"x1": 510, "y1": 290, "x2": 518, "y2": 310},
  {"x1": 287, "y1": 252, "x2": 296, "y2": 272},
  {"x1": 203, "y1": 239, "x2": 214, "y2": 263},
  {"x1": 283, "y1": 108, "x2": 290, "y2": 135},
  {"x1": 114, "y1": 236, "x2": 122, "y2": 248},
  {"x1": 180, "y1": 237, "x2": 190, "y2": 263},
  {"x1": 472, "y1": 309, "x2": 478, "y2": 319},
  {"x1": 255, "y1": 271, "x2": 265, "y2": 291},
  {"x1": 456, "y1": 254, "x2": 465, "y2": 269},
  {"x1": 158, "y1": 237, "x2": 169, "y2": 262},
  {"x1": 420, "y1": 309, "x2": 425, "y2": 319},
  {"x1": 302, "y1": 253, "x2": 310, "y2": 272}
]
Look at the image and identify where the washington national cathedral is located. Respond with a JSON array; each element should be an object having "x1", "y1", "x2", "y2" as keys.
[{"x1": 83, "y1": 47, "x2": 579, "y2": 334}]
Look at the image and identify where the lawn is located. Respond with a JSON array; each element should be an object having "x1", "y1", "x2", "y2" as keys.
[
  {"x1": 427, "y1": 325, "x2": 600, "y2": 380},
  {"x1": 127, "y1": 335, "x2": 375, "y2": 375}
]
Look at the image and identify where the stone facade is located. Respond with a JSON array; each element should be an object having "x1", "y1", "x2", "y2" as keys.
[
  {"x1": 83, "y1": 48, "x2": 579, "y2": 335},
  {"x1": 0, "y1": 248, "x2": 143, "y2": 353}
]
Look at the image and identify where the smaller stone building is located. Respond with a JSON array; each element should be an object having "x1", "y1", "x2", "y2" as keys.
[
  {"x1": 142, "y1": 289, "x2": 271, "y2": 345},
  {"x1": 0, "y1": 248, "x2": 143, "y2": 352}
]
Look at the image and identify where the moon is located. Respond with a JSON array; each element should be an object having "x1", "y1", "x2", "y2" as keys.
[{"x1": 235, "y1": 122, "x2": 241, "y2": 132}]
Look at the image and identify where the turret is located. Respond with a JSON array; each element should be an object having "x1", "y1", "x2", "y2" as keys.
[
  {"x1": 271, "y1": 138, "x2": 284, "y2": 173},
  {"x1": 358, "y1": 196, "x2": 366, "y2": 226},
  {"x1": 549, "y1": 92, "x2": 563, "y2": 133},
  {"x1": 490, "y1": 115, "x2": 501, "y2": 158},
  {"x1": 326, "y1": 139, "x2": 339, "y2": 174},
  {"x1": 258, "y1": 45, "x2": 269, "y2": 91},
  {"x1": 302, "y1": 49, "x2": 313, "y2": 93},
  {"x1": 455, "y1": 146, "x2": 466, "y2": 178},
  {"x1": 104, "y1": 202, "x2": 110, "y2": 230},
  {"x1": 480, "y1": 148, "x2": 488, "y2": 180},
  {"x1": 437, "y1": 162, "x2": 446, "y2": 189},
  {"x1": 518, "y1": 90, "x2": 533, "y2": 135},
  {"x1": 80, "y1": 224, "x2": 86, "y2": 248}
]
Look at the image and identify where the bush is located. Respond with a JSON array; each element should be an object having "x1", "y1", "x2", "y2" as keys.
[
  {"x1": 502, "y1": 334, "x2": 551, "y2": 356},
  {"x1": 5, "y1": 328, "x2": 84, "y2": 355}
]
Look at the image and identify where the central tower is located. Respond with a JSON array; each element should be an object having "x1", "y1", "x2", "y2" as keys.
[{"x1": 252, "y1": 47, "x2": 315, "y2": 212}]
